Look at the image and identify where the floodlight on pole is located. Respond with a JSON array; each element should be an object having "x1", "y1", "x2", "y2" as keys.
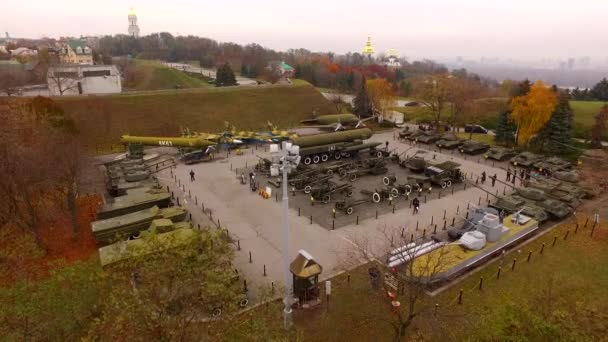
[{"x1": 270, "y1": 141, "x2": 300, "y2": 329}]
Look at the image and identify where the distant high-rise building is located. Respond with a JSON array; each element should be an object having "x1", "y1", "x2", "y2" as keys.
[
  {"x1": 362, "y1": 37, "x2": 374, "y2": 56},
  {"x1": 567, "y1": 58, "x2": 575, "y2": 70},
  {"x1": 128, "y1": 8, "x2": 140, "y2": 38}
]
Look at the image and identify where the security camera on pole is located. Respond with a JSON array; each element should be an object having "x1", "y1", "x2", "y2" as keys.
[{"x1": 270, "y1": 141, "x2": 301, "y2": 329}]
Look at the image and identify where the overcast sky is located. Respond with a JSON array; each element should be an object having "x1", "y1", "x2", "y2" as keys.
[{"x1": 4, "y1": 0, "x2": 608, "y2": 61}]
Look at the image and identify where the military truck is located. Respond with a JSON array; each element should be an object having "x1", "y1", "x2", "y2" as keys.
[
  {"x1": 423, "y1": 161, "x2": 465, "y2": 188},
  {"x1": 291, "y1": 128, "x2": 381, "y2": 165},
  {"x1": 484, "y1": 146, "x2": 517, "y2": 161},
  {"x1": 510, "y1": 152, "x2": 542, "y2": 168},
  {"x1": 459, "y1": 140, "x2": 490, "y2": 155}
]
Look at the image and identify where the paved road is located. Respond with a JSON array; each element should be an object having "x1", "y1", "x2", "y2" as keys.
[
  {"x1": 164, "y1": 62, "x2": 258, "y2": 86},
  {"x1": 156, "y1": 131, "x2": 512, "y2": 301},
  {"x1": 321, "y1": 92, "x2": 414, "y2": 107}
]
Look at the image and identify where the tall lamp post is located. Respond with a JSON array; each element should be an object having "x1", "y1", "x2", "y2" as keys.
[{"x1": 270, "y1": 141, "x2": 301, "y2": 329}]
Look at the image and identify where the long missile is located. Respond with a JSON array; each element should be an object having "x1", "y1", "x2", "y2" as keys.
[
  {"x1": 300, "y1": 114, "x2": 359, "y2": 125},
  {"x1": 291, "y1": 128, "x2": 372, "y2": 148},
  {"x1": 120, "y1": 135, "x2": 216, "y2": 148}
]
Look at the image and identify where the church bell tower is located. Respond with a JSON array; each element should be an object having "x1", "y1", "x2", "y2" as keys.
[{"x1": 128, "y1": 8, "x2": 140, "y2": 38}]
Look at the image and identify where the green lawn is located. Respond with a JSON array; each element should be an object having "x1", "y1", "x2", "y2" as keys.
[
  {"x1": 125, "y1": 60, "x2": 211, "y2": 91},
  {"x1": 292, "y1": 212, "x2": 608, "y2": 341},
  {"x1": 456, "y1": 132, "x2": 496, "y2": 145},
  {"x1": 55, "y1": 83, "x2": 338, "y2": 149}
]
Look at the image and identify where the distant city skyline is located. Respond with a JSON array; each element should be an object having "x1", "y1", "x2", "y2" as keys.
[{"x1": 4, "y1": 0, "x2": 608, "y2": 62}]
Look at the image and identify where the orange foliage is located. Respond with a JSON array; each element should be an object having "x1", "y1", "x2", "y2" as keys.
[
  {"x1": 39, "y1": 194, "x2": 100, "y2": 262},
  {"x1": 511, "y1": 80, "x2": 557, "y2": 146}
]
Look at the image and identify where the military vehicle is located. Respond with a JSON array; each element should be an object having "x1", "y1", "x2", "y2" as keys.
[
  {"x1": 459, "y1": 140, "x2": 490, "y2": 155},
  {"x1": 416, "y1": 132, "x2": 442, "y2": 144},
  {"x1": 398, "y1": 128, "x2": 414, "y2": 139},
  {"x1": 292, "y1": 128, "x2": 381, "y2": 165},
  {"x1": 484, "y1": 146, "x2": 517, "y2": 161},
  {"x1": 524, "y1": 178, "x2": 585, "y2": 206},
  {"x1": 91, "y1": 206, "x2": 188, "y2": 245},
  {"x1": 489, "y1": 195, "x2": 549, "y2": 222},
  {"x1": 515, "y1": 188, "x2": 574, "y2": 219},
  {"x1": 406, "y1": 130, "x2": 426, "y2": 142},
  {"x1": 97, "y1": 187, "x2": 171, "y2": 220},
  {"x1": 510, "y1": 151, "x2": 542, "y2": 168},
  {"x1": 361, "y1": 188, "x2": 394, "y2": 203},
  {"x1": 532, "y1": 157, "x2": 572, "y2": 174},
  {"x1": 553, "y1": 170, "x2": 580, "y2": 183},
  {"x1": 300, "y1": 113, "x2": 360, "y2": 126},
  {"x1": 424, "y1": 161, "x2": 465, "y2": 188},
  {"x1": 435, "y1": 133, "x2": 465, "y2": 149},
  {"x1": 447, "y1": 207, "x2": 500, "y2": 240},
  {"x1": 400, "y1": 151, "x2": 429, "y2": 173},
  {"x1": 382, "y1": 174, "x2": 432, "y2": 195}
]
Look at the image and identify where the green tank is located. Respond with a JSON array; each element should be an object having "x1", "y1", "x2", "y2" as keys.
[
  {"x1": 490, "y1": 195, "x2": 549, "y2": 222},
  {"x1": 516, "y1": 188, "x2": 574, "y2": 219},
  {"x1": 484, "y1": 146, "x2": 516, "y2": 161},
  {"x1": 416, "y1": 132, "x2": 442, "y2": 144},
  {"x1": 525, "y1": 178, "x2": 584, "y2": 206},
  {"x1": 510, "y1": 152, "x2": 542, "y2": 168},
  {"x1": 435, "y1": 133, "x2": 464, "y2": 149},
  {"x1": 92, "y1": 206, "x2": 188, "y2": 244},
  {"x1": 532, "y1": 157, "x2": 572, "y2": 174},
  {"x1": 401, "y1": 156, "x2": 427, "y2": 173},
  {"x1": 97, "y1": 188, "x2": 171, "y2": 220},
  {"x1": 291, "y1": 128, "x2": 372, "y2": 148},
  {"x1": 553, "y1": 170, "x2": 580, "y2": 183},
  {"x1": 459, "y1": 140, "x2": 490, "y2": 155}
]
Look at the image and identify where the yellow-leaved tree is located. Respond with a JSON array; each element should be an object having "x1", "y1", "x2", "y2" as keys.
[
  {"x1": 511, "y1": 80, "x2": 557, "y2": 146},
  {"x1": 366, "y1": 78, "x2": 396, "y2": 117}
]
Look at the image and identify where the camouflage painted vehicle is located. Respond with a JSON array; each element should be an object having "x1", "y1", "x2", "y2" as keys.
[
  {"x1": 424, "y1": 161, "x2": 465, "y2": 188},
  {"x1": 398, "y1": 129, "x2": 414, "y2": 139},
  {"x1": 532, "y1": 157, "x2": 572, "y2": 174},
  {"x1": 416, "y1": 132, "x2": 442, "y2": 144},
  {"x1": 459, "y1": 140, "x2": 490, "y2": 155},
  {"x1": 97, "y1": 187, "x2": 172, "y2": 220},
  {"x1": 516, "y1": 188, "x2": 574, "y2": 219},
  {"x1": 510, "y1": 152, "x2": 542, "y2": 168},
  {"x1": 406, "y1": 131, "x2": 427, "y2": 141},
  {"x1": 435, "y1": 133, "x2": 465, "y2": 149},
  {"x1": 553, "y1": 170, "x2": 580, "y2": 183},
  {"x1": 92, "y1": 205, "x2": 188, "y2": 245},
  {"x1": 484, "y1": 146, "x2": 517, "y2": 161},
  {"x1": 400, "y1": 155, "x2": 428, "y2": 173}
]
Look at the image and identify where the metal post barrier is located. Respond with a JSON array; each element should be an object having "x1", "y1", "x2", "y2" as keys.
[
  {"x1": 298, "y1": 208, "x2": 300, "y2": 216},
  {"x1": 422, "y1": 229, "x2": 426, "y2": 238},
  {"x1": 416, "y1": 221, "x2": 419, "y2": 230},
  {"x1": 497, "y1": 267, "x2": 501, "y2": 280},
  {"x1": 540, "y1": 243, "x2": 545, "y2": 254},
  {"x1": 443, "y1": 220, "x2": 447, "y2": 230},
  {"x1": 527, "y1": 251, "x2": 532, "y2": 262},
  {"x1": 431, "y1": 216, "x2": 434, "y2": 225},
  {"x1": 249, "y1": 251, "x2": 252, "y2": 263},
  {"x1": 458, "y1": 289, "x2": 463, "y2": 304},
  {"x1": 310, "y1": 215, "x2": 313, "y2": 224},
  {"x1": 356, "y1": 216, "x2": 359, "y2": 225},
  {"x1": 451, "y1": 217, "x2": 455, "y2": 226},
  {"x1": 237, "y1": 240, "x2": 241, "y2": 251},
  {"x1": 443, "y1": 210, "x2": 446, "y2": 219},
  {"x1": 564, "y1": 230, "x2": 570, "y2": 240},
  {"x1": 263, "y1": 265, "x2": 267, "y2": 276},
  {"x1": 375, "y1": 210, "x2": 378, "y2": 219},
  {"x1": 410, "y1": 234, "x2": 414, "y2": 243},
  {"x1": 478, "y1": 277, "x2": 483, "y2": 291},
  {"x1": 574, "y1": 223, "x2": 579, "y2": 234},
  {"x1": 332, "y1": 220, "x2": 335, "y2": 230},
  {"x1": 552, "y1": 236, "x2": 558, "y2": 247},
  {"x1": 511, "y1": 258, "x2": 517, "y2": 271}
]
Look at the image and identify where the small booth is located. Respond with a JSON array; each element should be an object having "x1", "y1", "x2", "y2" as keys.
[{"x1": 290, "y1": 250, "x2": 322, "y2": 307}]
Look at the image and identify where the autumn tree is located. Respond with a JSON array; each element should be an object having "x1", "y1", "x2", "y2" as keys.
[
  {"x1": 510, "y1": 80, "x2": 557, "y2": 146},
  {"x1": 366, "y1": 78, "x2": 396, "y2": 117},
  {"x1": 446, "y1": 77, "x2": 483, "y2": 128},
  {"x1": 590, "y1": 105, "x2": 608, "y2": 148},
  {"x1": 412, "y1": 74, "x2": 451, "y2": 131},
  {"x1": 353, "y1": 75, "x2": 373, "y2": 117}
]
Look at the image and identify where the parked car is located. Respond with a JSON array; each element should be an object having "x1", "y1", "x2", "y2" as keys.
[{"x1": 464, "y1": 124, "x2": 488, "y2": 134}]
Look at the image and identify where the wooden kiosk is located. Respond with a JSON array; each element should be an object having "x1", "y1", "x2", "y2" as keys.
[{"x1": 290, "y1": 249, "x2": 322, "y2": 306}]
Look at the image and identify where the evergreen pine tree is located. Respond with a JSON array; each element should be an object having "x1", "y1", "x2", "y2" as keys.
[
  {"x1": 294, "y1": 64, "x2": 302, "y2": 79},
  {"x1": 353, "y1": 76, "x2": 373, "y2": 117},
  {"x1": 495, "y1": 111, "x2": 516, "y2": 146},
  {"x1": 215, "y1": 63, "x2": 237, "y2": 87},
  {"x1": 539, "y1": 94, "x2": 573, "y2": 154},
  {"x1": 590, "y1": 78, "x2": 608, "y2": 101}
]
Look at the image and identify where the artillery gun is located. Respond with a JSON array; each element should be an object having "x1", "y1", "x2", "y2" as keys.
[
  {"x1": 309, "y1": 182, "x2": 354, "y2": 203},
  {"x1": 334, "y1": 198, "x2": 372, "y2": 215},
  {"x1": 341, "y1": 160, "x2": 388, "y2": 182},
  {"x1": 484, "y1": 146, "x2": 517, "y2": 161},
  {"x1": 435, "y1": 133, "x2": 465, "y2": 149},
  {"x1": 510, "y1": 151, "x2": 542, "y2": 168},
  {"x1": 459, "y1": 140, "x2": 490, "y2": 155},
  {"x1": 382, "y1": 174, "x2": 431, "y2": 196},
  {"x1": 293, "y1": 174, "x2": 333, "y2": 193}
]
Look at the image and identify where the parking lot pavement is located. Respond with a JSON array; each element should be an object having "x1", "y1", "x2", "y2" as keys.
[{"x1": 155, "y1": 130, "x2": 512, "y2": 301}]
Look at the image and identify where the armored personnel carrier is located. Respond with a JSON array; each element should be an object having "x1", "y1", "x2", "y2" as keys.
[
  {"x1": 484, "y1": 146, "x2": 517, "y2": 161},
  {"x1": 459, "y1": 140, "x2": 490, "y2": 155}
]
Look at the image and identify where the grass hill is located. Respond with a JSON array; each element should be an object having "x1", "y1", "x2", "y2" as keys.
[
  {"x1": 55, "y1": 83, "x2": 337, "y2": 149},
  {"x1": 123, "y1": 60, "x2": 210, "y2": 91}
]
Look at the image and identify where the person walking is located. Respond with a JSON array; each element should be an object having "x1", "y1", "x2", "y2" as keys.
[
  {"x1": 491, "y1": 174, "x2": 497, "y2": 187},
  {"x1": 506, "y1": 168, "x2": 511, "y2": 181},
  {"x1": 413, "y1": 197, "x2": 420, "y2": 215},
  {"x1": 511, "y1": 173, "x2": 516, "y2": 185},
  {"x1": 189, "y1": 169, "x2": 195, "y2": 182},
  {"x1": 520, "y1": 168, "x2": 525, "y2": 180},
  {"x1": 481, "y1": 171, "x2": 487, "y2": 184}
]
